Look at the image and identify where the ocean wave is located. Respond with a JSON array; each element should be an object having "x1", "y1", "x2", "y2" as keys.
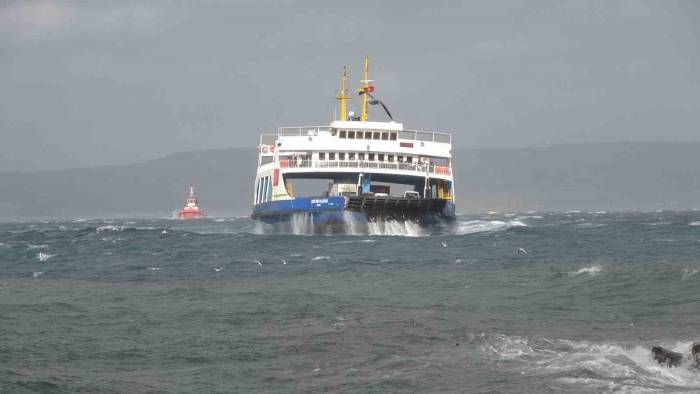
[
  {"x1": 681, "y1": 268, "x2": 699, "y2": 280},
  {"x1": 644, "y1": 221, "x2": 671, "y2": 226},
  {"x1": 37, "y1": 252, "x2": 54, "y2": 262},
  {"x1": 26, "y1": 243, "x2": 48, "y2": 250},
  {"x1": 312, "y1": 255, "x2": 330, "y2": 261},
  {"x1": 689, "y1": 221, "x2": 700, "y2": 226},
  {"x1": 323, "y1": 239, "x2": 376, "y2": 245},
  {"x1": 454, "y1": 220, "x2": 527, "y2": 235},
  {"x1": 574, "y1": 222, "x2": 607, "y2": 228},
  {"x1": 96, "y1": 225, "x2": 127, "y2": 233},
  {"x1": 568, "y1": 265, "x2": 602, "y2": 277},
  {"x1": 482, "y1": 334, "x2": 700, "y2": 392}
]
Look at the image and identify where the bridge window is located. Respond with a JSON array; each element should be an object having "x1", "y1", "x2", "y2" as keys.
[
  {"x1": 349, "y1": 152, "x2": 356, "y2": 160},
  {"x1": 339, "y1": 130, "x2": 346, "y2": 138},
  {"x1": 365, "y1": 132, "x2": 372, "y2": 140},
  {"x1": 356, "y1": 131, "x2": 363, "y2": 139},
  {"x1": 339, "y1": 152, "x2": 345, "y2": 160},
  {"x1": 390, "y1": 133, "x2": 397, "y2": 141},
  {"x1": 373, "y1": 132, "x2": 380, "y2": 140},
  {"x1": 381, "y1": 132, "x2": 389, "y2": 140},
  {"x1": 347, "y1": 131, "x2": 355, "y2": 139},
  {"x1": 318, "y1": 152, "x2": 325, "y2": 160},
  {"x1": 378, "y1": 154, "x2": 385, "y2": 162},
  {"x1": 397, "y1": 155, "x2": 404, "y2": 162},
  {"x1": 359, "y1": 153, "x2": 365, "y2": 160},
  {"x1": 388, "y1": 154, "x2": 394, "y2": 162},
  {"x1": 368, "y1": 153, "x2": 375, "y2": 161},
  {"x1": 329, "y1": 152, "x2": 335, "y2": 160},
  {"x1": 407, "y1": 156, "x2": 413, "y2": 163}
]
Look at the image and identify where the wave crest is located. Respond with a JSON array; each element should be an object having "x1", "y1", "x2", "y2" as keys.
[
  {"x1": 454, "y1": 220, "x2": 527, "y2": 235},
  {"x1": 482, "y1": 334, "x2": 700, "y2": 392}
]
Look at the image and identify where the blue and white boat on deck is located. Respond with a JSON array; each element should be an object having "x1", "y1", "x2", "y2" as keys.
[{"x1": 251, "y1": 57, "x2": 456, "y2": 232}]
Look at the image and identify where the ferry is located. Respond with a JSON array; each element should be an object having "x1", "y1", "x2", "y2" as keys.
[
  {"x1": 251, "y1": 57, "x2": 455, "y2": 232},
  {"x1": 178, "y1": 185, "x2": 205, "y2": 219}
]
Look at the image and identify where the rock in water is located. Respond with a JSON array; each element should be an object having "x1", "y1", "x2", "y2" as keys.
[
  {"x1": 651, "y1": 346, "x2": 683, "y2": 367},
  {"x1": 692, "y1": 342, "x2": 700, "y2": 368}
]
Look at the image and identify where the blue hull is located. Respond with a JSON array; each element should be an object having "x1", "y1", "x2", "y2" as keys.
[{"x1": 252, "y1": 197, "x2": 455, "y2": 233}]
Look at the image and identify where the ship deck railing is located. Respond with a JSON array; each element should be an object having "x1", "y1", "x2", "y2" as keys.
[
  {"x1": 275, "y1": 126, "x2": 451, "y2": 144},
  {"x1": 278, "y1": 159, "x2": 452, "y2": 176}
]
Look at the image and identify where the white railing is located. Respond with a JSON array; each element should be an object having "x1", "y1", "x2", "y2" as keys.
[
  {"x1": 275, "y1": 126, "x2": 451, "y2": 144},
  {"x1": 278, "y1": 159, "x2": 452, "y2": 176}
]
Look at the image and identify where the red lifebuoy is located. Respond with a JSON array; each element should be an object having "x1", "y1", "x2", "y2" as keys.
[{"x1": 262, "y1": 146, "x2": 269, "y2": 154}]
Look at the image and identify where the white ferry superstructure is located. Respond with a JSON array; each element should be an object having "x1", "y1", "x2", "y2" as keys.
[{"x1": 251, "y1": 57, "x2": 455, "y2": 230}]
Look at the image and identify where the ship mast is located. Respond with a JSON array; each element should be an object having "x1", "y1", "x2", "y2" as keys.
[
  {"x1": 359, "y1": 56, "x2": 372, "y2": 121},
  {"x1": 336, "y1": 66, "x2": 349, "y2": 121}
]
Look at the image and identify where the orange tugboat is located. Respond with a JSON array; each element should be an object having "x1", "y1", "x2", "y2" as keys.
[{"x1": 178, "y1": 185, "x2": 205, "y2": 219}]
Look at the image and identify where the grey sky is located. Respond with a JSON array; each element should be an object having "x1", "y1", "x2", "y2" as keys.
[{"x1": 1, "y1": 0, "x2": 699, "y2": 171}]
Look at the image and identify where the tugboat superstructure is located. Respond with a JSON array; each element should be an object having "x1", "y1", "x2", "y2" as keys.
[{"x1": 251, "y1": 57, "x2": 455, "y2": 231}]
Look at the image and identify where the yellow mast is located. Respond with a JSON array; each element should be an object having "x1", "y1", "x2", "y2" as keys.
[
  {"x1": 336, "y1": 66, "x2": 349, "y2": 121},
  {"x1": 360, "y1": 56, "x2": 370, "y2": 121}
]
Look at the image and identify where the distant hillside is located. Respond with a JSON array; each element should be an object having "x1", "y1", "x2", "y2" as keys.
[
  {"x1": 0, "y1": 149, "x2": 258, "y2": 219},
  {"x1": 1, "y1": 142, "x2": 700, "y2": 219}
]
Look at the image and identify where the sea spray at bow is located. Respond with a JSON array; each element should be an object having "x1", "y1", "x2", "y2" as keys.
[{"x1": 2, "y1": 210, "x2": 700, "y2": 392}]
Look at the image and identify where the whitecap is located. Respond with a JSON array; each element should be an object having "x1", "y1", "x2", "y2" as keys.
[
  {"x1": 147, "y1": 267, "x2": 161, "y2": 271},
  {"x1": 644, "y1": 221, "x2": 671, "y2": 226},
  {"x1": 37, "y1": 252, "x2": 54, "y2": 262},
  {"x1": 689, "y1": 221, "x2": 700, "y2": 226},
  {"x1": 27, "y1": 244, "x2": 48, "y2": 250},
  {"x1": 482, "y1": 334, "x2": 700, "y2": 392},
  {"x1": 324, "y1": 239, "x2": 376, "y2": 245},
  {"x1": 312, "y1": 256, "x2": 330, "y2": 261},
  {"x1": 568, "y1": 265, "x2": 602, "y2": 277},
  {"x1": 681, "y1": 268, "x2": 699, "y2": 280},
  {"x1": 575, "y1": 222, "x2": 607, "y2": 228},
  {"x1": 32, "y1": 271, "x2": 45, "y2": 278},
  {"x1": 96, "y1": 225, "x2": 126, "y2": 233},
  {"x1": 454, "y1": 220, "x2": 527, "y2": 235}
]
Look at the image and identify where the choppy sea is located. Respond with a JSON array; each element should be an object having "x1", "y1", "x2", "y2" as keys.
[{"x1": 2, "y1": 211, "x2": 700, "y2": 393}]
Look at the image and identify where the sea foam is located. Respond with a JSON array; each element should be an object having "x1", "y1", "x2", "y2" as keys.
[
  {"x1": 568, "y1": 265, "x2": 602, "y2": 277},
  {"x1": 482, "y1": 334, "x2": 700, "y2": 392},
  {"x1": 454, "y1": 220, "x2": 526, "y2": 235}
]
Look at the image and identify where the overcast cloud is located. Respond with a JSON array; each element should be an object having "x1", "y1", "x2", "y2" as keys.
[{"x1": 1, "y1": 0, "x2": 699, "y2": 171}]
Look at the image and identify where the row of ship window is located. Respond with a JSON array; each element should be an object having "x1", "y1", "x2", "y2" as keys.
[
  {"x1": 254, "y1": 175, "x2": 273, "y2": 204},
  {"x1": 317, "y1": 152, "x2": 414, "y2": 163},
  {"x1": 332, "y1": 130, "x2": 398, "y2": 141}
]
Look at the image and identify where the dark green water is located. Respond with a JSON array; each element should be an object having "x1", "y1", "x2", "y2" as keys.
[{"x1": 2, "y1": 211, "x2": 700, "y2": 393}]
